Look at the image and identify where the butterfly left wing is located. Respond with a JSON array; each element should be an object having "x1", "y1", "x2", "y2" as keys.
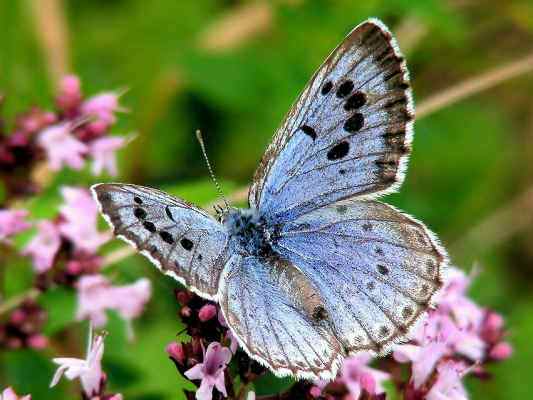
[
  {"x1": 91, "y1": 183, "x2": 230, "y2": 300},
  {"x1": 249, "y1": 19, "x2": 413, "y2": 221},
  {"x1": 274, "y1": 199, "x2": 446, "y2": 354},
  {"x1": 218, "y1": 254, "x2": 345, "y2": 380}
]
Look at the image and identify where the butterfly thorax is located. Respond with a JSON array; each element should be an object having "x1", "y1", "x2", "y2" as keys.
[{"x1": 222, "y1": 208, "x2": 275, "y2": 257}]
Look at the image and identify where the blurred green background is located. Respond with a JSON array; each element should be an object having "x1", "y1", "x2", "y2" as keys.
[{"x1": 2, "y1": 0, "x2": 533, "y2": 399}]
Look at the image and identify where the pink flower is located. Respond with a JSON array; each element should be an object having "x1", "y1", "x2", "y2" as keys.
[
  {"x1": 0, "y1": 209, "x2": 30, "y2": 242},
  {"x1": 23, "y1": 220, "x2": 61, "y2": 273},
  {"x1": 309, "y1": 386, "x2": 322, "y2": 398},
  {"x1": 56, "y1": 75, "x2": 82, "y2": 112},
  {"x1": 27, "y1": 334, "x2": 48, "y2": 349},
  {"x1": 1, "y1": 387, "x2": 31, "y2": 400},
  {"x1": 37, "y1": 123, "x2": 88, "y2": 170},
  {"x1": 166, "y1": 341, "x2": 186, "y2": 365},
  {"x1": 184, "y1": 342, "x2": 232, "y2": 400},
  {"x1": 50, "y1": 325, "x2": 104, "y2": 397},
  {"x1": 427, "y1": 361, "x2": 468, "y2": 400},
  {"x1": 340, "y1": 353, "x2": 389, "y2": 399},
  {"x1": 81, "y1": 92, "x2": 121, "y2": 129},
  {"x1": 58, "y1": 187, "x2": 109, "y2": 253},
  {"x1": 198, "y1": 304, "x2": 217, "y2": 322},
  {"x1": 88, "y1": 136, "x2": 126, "y2": 176},
  {"x1": 76, "y1": 274, "x2": 151, "y2": 329},
  {"x1": 490, "y1": 342, "x2": 513, "y2": 360}
]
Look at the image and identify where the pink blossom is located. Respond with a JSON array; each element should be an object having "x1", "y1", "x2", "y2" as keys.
[
  {"x1": 309, "y1": 386, "x2": 322, "y2": 398},
  {"x1": 166, "y1": 341, "x2": 186, "y2": 365},
  {"x1": 427, "y1": 361, "x2": 468, "y2": 400},
  {"x1": 27, "y1": 334, "x2": 48, "y2": 349},
  {"x1": 58, "y1": 187, "x2": 109, "y2": 253},
  {"x1": 184, "y1": 342, "x2": 232, "y2": 400},
  {"x1": 340, "y1": 353, "x2": 389, "y2": 399},
  {"x1": 23, "y1": 220, "x2": 61, "y2": 273},
  {"x1": 81, "y1": 92, "x2": 120, "y2": 129},
  {"x1": 198, "y1": 304, "x2": 217, "y2": 322},
  {"x1": 88, "y1": 136, "x2": 126, "y2": 176},
  {"x1": 37, "y1": 123, "x2": 88, "y2": 170},
  {"x1": 56, "y1": 75, "x2": 82, "y2": 112},
  {"x1": 489, "y1": 342, "x2": 513, "y2": 360},
  {"x1": 0, "y1": 209, "x2": 30, "y2": 242},
  {"x1": 50, "y1": 325, "x2": 104, "y2": 397},
  {"x1": 1, "y1": 387, "x2": 31, "y2": 400},
  {"x1": 76, "y1": 274, "x2": 151, "y2": 328}
]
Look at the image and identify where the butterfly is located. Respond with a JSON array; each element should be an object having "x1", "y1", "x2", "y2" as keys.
[{"x1": 92, "y1": 18, "x2": 447, "y2": 380}]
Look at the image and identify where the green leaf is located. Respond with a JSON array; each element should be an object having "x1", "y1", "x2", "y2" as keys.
[{"x1": 39, "y1": 287, "x2": 76, "y2": 335}]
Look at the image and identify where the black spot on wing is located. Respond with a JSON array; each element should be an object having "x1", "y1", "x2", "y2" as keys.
[
  {"x1": 321, "y1": 81, "x2": 333, "y2": 95},
  {"x1": 344, "y1": 91, "x2": 367, "y2": 111},
  {"x1": 377, "y1": 264, "x2": 389, "y2": 275},
  {"x1": 134, "y1": 208, "x2": 147, "y2": 219},
  {"x1": 159, "y1": 231, "x2": 174, "y2": 244},
  {"x1": 344, "y1": 113, "x2": 364, "y2": 132},
  {"x1": 336, "y1": 80, "x2": 354, "y2": 98},
  {"x1": 312, "y1": 305, "x2": 328, "y2": 322},
  {"x1": 165, "y1": 206, "x2": 176, "y2": 222},
  {"x1": 327, "y1": 141, "x2": 350, "y2": 160},
  {"x1": 134, "y1": 196, "x2": 143, "y2": 205},
  {"x1": 180, "y1": 238, "x2": 194, "y2": 251},
  {"x1": 300, "y1": 125, "x2": 317, "y2": 140},
  {"x1": 143, "y1": 221, "x2": 156, "y2": 233}
]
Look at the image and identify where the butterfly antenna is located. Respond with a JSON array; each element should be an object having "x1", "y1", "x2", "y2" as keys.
[{"x1": 195, "y1": 129, "x2": 231, "y2": 210}]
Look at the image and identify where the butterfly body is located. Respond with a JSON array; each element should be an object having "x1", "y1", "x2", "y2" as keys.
[
  {"x1": 222, "y1": 207, "x2": 275, "y2": 257},
  {"x1": 92, "y1": 18, "x2": 448, "y2": 380}
]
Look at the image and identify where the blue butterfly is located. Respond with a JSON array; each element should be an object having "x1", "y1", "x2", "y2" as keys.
[{"x1": 92, "y1": 18, "x2": 447, "y2": 380}]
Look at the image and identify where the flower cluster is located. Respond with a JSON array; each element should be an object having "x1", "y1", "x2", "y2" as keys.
[
  {"x1": 0, "y1": 76, "x2": 150, "y2": 399},
  {"x1": 0, "y1": 300, "x2": 47, "y2": 350},
  {"x1": 24, "y1": 187, "x2": 109, "y2": 284},
  {"x1": 0, "y1": 75, "x2": 126, "y2": 202},
  {"x1": 166, "y1": 289, "x2": 260, "y2": 400},
  {"x1": 165, "y1": 266, "x2": 511, "y2": 400}
]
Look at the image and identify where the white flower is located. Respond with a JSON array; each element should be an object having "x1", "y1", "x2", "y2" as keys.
[{"x1": 50, "y1": 325, "x2": 104, "y2": 397}]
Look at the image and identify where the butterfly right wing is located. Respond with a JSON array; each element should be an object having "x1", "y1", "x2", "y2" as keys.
[
  {"x1": 249, "y1": 19, "x2": 413, "y2": 221},
  {"x1": 91, "y1": 183, "x2": 230, "y2": 300},
  {"x1": 218, "y1": 254, "x2": 345, "y2": 380}
]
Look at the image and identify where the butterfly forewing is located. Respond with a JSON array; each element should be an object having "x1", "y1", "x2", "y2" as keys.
[
  {"x1": 274, "y1": 200, "x2": 446, "y2": 354},
  {"x1": 91, "y1": 183, "x2": 230, "y2": 299},
  {"x1": 249, "y1": 19, "x2": 414, "y2": 221},
  {"x1": 219, "y1": 254, "x2": 345, "y2": 380}
]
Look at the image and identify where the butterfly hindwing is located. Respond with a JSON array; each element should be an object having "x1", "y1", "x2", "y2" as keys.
[
  {"x1": 250, "y1": 19, "x2": 413, "y2": 221},
  {"x1": 218, "y1": 254, "x2": 345, "y2": 380},
  {"x1": 274, "y1": 199, "x2": 446, "y2": 354},
  {"x1": 91, "y1": 183, "x2": 230, "y2": 299}
]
